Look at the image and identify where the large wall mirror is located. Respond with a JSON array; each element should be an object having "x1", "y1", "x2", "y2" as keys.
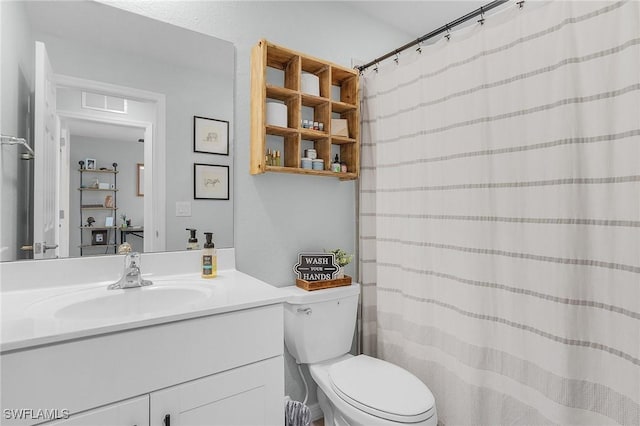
[{"x1": 1, "y1": 1, "x2": 235, "y2": 261}]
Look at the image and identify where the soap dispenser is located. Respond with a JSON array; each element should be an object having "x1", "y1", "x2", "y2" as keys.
[
  {"x1": 186, "y1": 228, "x2": 199, "y2": 250},
  {"x1": 201, "y1": 232, "x2": 217, "y2": 278}
]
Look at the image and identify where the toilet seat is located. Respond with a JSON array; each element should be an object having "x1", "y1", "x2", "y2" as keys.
[{"x1": 328, "y1": 355, "x2": 435, "y2": 423}]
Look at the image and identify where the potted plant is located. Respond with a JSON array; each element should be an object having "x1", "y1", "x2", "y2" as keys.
[
  {"x1": 328, "y1": 248, "x2": 353, "y2": 279},
  {"x1": 120, "y1": 213, "x2": 129, "y2": 229}
]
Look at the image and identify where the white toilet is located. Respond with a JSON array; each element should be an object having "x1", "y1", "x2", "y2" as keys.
[{"x1": 284, "y1": 283, "x2": 437, "y2": 426}]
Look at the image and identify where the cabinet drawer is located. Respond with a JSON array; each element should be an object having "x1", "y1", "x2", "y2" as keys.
[{"x1": 151, "y1": 356, "x2": 284, "y2": 426}]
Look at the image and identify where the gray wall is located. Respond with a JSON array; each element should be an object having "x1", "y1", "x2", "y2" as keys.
[
  {"x1": 69, "y1": 136, "x2": 145, "y2": 257},
  {"x1": 0, "y1": 1, "x2": 34, "y2": 261}
]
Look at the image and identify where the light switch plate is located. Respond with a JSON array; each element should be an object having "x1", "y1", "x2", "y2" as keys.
[{"x1": 175, "y1": 201, "x2": 192, "y2": 217}]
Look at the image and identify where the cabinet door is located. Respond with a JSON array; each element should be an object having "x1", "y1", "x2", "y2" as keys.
[
  {"x1": 43, "y1": 395, "x2": 148, "y2": 426},
  {"x1": 151, "y1": 356, "x2": 283, "y2": 426}
]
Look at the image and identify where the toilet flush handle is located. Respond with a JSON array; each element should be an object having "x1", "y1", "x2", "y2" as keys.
[{"x1": 297, "y1": 307, "x2": 312, "y2": 315}]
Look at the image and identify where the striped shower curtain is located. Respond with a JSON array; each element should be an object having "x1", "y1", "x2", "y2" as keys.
[{"x1": 359, "y1": 1, "x2": 639, "y2": 425}]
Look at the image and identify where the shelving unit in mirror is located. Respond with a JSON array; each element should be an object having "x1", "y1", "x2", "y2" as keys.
[
  {"x1": 78, "y1": 162, "x2": 118, "y2": 256},
  {"x1": 250, "y1": 39, "x2": 360, "y2": 180}
]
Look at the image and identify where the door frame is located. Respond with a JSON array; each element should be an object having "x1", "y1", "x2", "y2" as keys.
[{"x1": 55, "y1": 74, "x2": 166, "y2": 252}]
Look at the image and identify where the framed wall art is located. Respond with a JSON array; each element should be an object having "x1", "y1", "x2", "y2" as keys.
[
  {"x1": 193, "y1": 163, "x2": 229, "y2": 200},
  {"x1": 194, "y1": 116, "x2": 229, "y2": 155}
]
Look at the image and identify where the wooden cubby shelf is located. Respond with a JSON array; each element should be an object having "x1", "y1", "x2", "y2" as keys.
[{"x1": 251, "y1": 39, "x2": 360, "y2": 180}]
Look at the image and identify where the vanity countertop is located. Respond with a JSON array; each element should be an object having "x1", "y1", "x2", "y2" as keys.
[{"x1": 1, "y1": 269, "x2": 286, "y2": 353}]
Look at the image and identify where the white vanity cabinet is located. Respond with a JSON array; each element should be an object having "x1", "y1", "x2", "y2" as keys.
[
  {"x1": 2, "y1": 304, "x2": 284, "y2": 426},
  {"x1": 44, "y1": 396, "x2": 149, "y2": 426}
]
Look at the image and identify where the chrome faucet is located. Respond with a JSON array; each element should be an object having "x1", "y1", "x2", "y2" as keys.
[{"x1": 108, "y1": 252, "x2": 153, "y2": 289}]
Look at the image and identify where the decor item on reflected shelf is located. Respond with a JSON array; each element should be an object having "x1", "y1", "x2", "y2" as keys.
[
  {"x1": 104, "y1": 195, "x2": 114, "y2": 208},
  {"x1": 118, "y1": 242, "x2": 132, "y2": 254},
  {"x1": 86, "y1": 216, "x2": 95, "y2": 227},
  {"x1": 91, "y1": 229, "x2": 108, "y2": 245},
  {"x1": 105, "y1": 216, "x2": 114, "y2": 227},
  {"x1": 194, "y1": 163, "x2": 230, "y2": 200},
  {"x1": 120, "y1": 213, "x2": 129, "y2": 229},
  {"x1": 84, "y1": 158, "x2": 97, "y2": 170},
  {"x1": 193, "y1": 116, "x2": 229, "y2": 155},
  {"x1": 137, "y1": 163, "x2": 144, "y2": 197},
  {"x1": 327, "y1": 248, "x2": 353, "y2": 279}
]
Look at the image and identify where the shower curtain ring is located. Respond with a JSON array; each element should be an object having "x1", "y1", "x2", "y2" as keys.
[
  {"x1": 478, "y1": 7, "x2": 485, "y2": 25},
  {"x1": 517, "y1": 0, "x2": 525, "y2": 8},
  {"x1": 444, "y1": 25, "x2": 451, "y2": 41},
  {"x1": 394, "y1": 53, "x2": 399, "y2": 65},
  {"x1": 373, "y1": 62, "x2": 379, "y2": 73},
  {"x1": 416, "y1": 41, "x2": 422, "y2": 54}
]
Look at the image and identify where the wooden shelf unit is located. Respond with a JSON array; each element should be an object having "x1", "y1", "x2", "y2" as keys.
[{"x1": 250, "y1": 39, "x2": 360, "y2": 180}]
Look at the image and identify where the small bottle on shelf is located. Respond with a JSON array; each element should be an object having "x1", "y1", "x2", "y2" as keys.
[{"x1": 332, "y1": 155, "x2": 341, "y2": 172}]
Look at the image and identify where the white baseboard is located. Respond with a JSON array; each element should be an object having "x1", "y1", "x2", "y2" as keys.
[{"x1": 309, "y1": 402, "x2": 323, "y2": 421}]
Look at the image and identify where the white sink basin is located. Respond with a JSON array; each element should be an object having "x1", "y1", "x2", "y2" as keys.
[{"x1": 26, "y1": 284, "x2": 214, "y2": 320}]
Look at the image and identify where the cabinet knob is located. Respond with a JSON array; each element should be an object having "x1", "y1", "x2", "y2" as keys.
[{"x1": 164, "y1": 414, "x2": 171, "y2": 426}]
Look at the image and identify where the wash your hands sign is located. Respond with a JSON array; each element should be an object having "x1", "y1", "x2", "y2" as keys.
[{"x1": 293, "y1": 253, "x2": 339, "y2": 281}]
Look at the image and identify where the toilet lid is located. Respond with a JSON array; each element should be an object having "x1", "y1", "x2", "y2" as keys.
[{"x1": 328, "y1": 355, "x2": 435, "y2": 423}]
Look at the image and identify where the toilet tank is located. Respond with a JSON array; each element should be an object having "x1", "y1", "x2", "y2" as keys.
[{"x1": 283, "y1": 283, "x2": 360, "y2": 364}]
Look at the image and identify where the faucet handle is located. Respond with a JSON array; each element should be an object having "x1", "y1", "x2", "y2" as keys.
[{"x1": 124, "y1": 252, "x2": 141, "y2": 269}]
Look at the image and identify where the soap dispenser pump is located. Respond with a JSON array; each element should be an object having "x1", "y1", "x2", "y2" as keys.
[
  {"x1": 201, "y1": 232, "x2": 217, "y2": 278},
  {"x1": 186, "y1": 228, "x2": 199, "y2": 250}
]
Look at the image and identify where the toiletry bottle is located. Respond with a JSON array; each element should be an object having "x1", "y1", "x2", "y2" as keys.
[
  {"x1": 201, "y1": 232, "x2": 217, "y2": 278},
  {"x1": 186, "y1": 228, "x2": 199, "y2": 250},
  {"x1": 332, "y1": 154, "x2": 341, "y2": 172}
]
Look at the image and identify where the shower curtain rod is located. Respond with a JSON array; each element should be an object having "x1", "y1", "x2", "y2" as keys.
[{"x1": 357, "y1": 0, "x2": 511, "y2": 73}]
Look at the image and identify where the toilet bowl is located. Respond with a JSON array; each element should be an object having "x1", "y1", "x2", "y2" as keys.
[{"x1": 283, "y1": 284, "x2": 437, "y2": 426}]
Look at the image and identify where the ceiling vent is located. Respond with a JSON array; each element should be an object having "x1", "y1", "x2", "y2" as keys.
[{"x1": 82, "y1": 91, "x2": 128, "y2": 114}]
